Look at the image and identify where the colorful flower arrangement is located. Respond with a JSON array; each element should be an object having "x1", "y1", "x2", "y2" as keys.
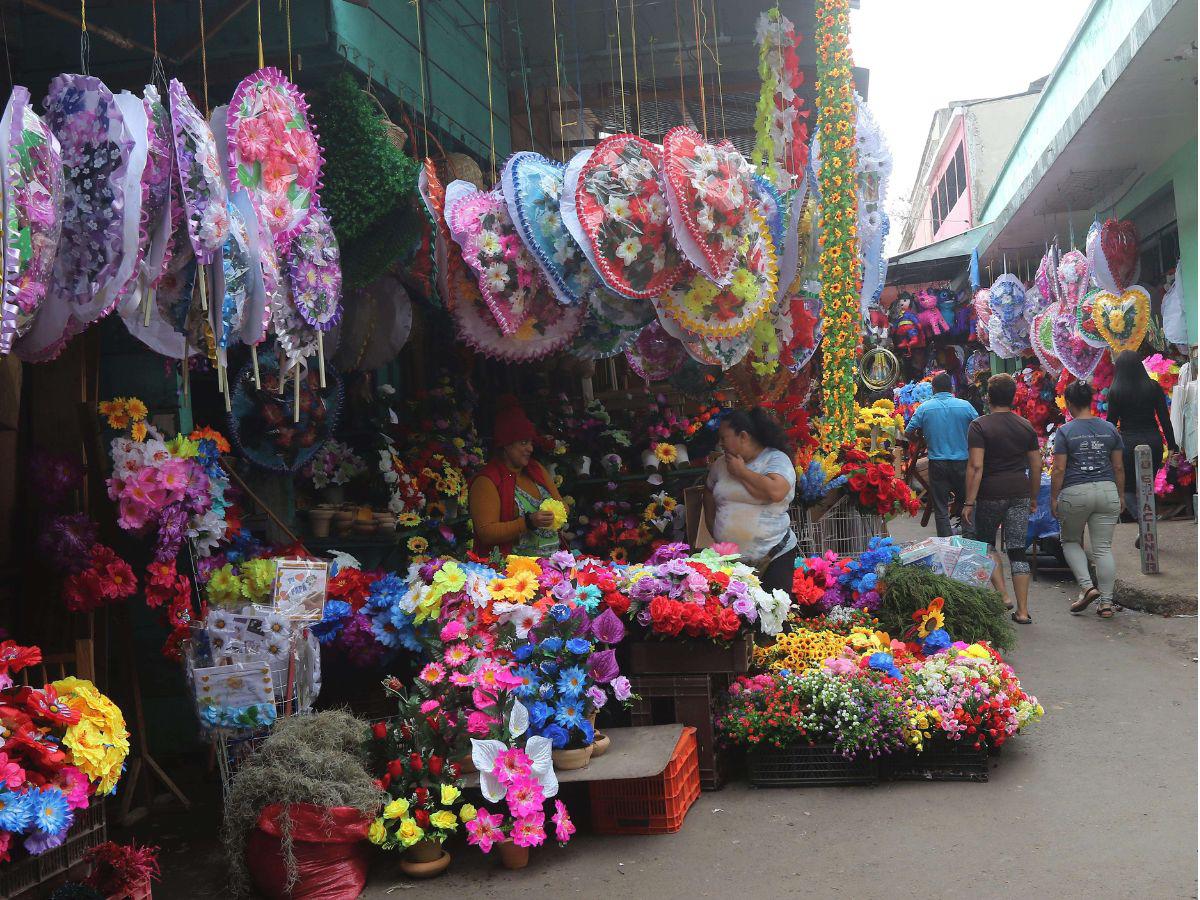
[
  {"x1": 1155, "y1": 452, "x2": 1195, "y2": 499},
  {"x1": 853, "y1": 399, "x2": 905, "y2": 464},
  {"x1": 828, "y1": 445, "x2": 920, "y2": 519},
  {"x1": 577, "y1": 499, "x2": 651, "y2": 563},
  {"x1": 752, "y1": 8, "x2": 809, "y2": 190},
  {"x1": 1012, "y1": 366, "x2": 1064, "y2": 434},
  {"x1": 814, "y1": 0, "x2": 860, "y2": 445},
  {"x1": 61, "y1": 545, "x2": 138, "y2": 613},
  {"x1": 0, "y1": 644, "x2": 129, "y2": 861},
  {"x1": 83, "y1": 841, "x2": 160, "y2": 897},
  {"x1": 303, "y1": 439, "x2": 365, "y2": 491},
  {"x1": 893, "y1": 380, "x2": 932, "y2": 427},
  {"x1": 642, "y1": 492, "x2": 679, "y2": 536},
  {"x1": 1143, "y1": 353, "x2": 1182, "y2": 396}
]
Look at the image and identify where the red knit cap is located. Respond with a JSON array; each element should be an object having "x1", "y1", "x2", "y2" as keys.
[{"x1": 492, "y1": 395, "x2": 537, "y2": 447}]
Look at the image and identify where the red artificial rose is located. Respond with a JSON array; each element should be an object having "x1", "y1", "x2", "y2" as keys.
[
  {"x1": 428, "y1": 755, "x2": 444, "y2": 776},
  {"x1": 387, "y1": 759, "x2": 404, "y2": 778},
  {"x1": 603, "y1": 591, "x2": 630, "y2": 616},
  {"x1": 372, "y1": 723, "x2": 388, "y2": 740},
  {"x1": 414, "y1": 808, "x2": 431, "y2": 829}
]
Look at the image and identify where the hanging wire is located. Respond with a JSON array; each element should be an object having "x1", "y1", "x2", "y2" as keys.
[
  {"x1": 150, "y1": 0, "x2": 167, "y2": 90},
  {"x1": 612, "y1": 0, "x2": 627, "y2": 133},
  {"x1": 512, "y1": 7, "x2": 536, "y2": 155},
  {"x1": 79, "y1": 0, "x2": 90, "y2": 75},
  {"x1": 0, "y1": 4, "x2": 13, "y2": 91},
  {"x1": 413, "y1": 0, "x2": 431, "y2": 158},
  {"x1": 256, "y1": 0, "x2": 265, "y2": 69},
  {"x1": 482, "y1": 0, "x2": 497, "y2": 182},
  {"x1": 673, "y1": 0, "x2": 686, "y2": 123},
  {"x1": 648, "y1": 35, "x2": 660, "y2": 137},
  {"x1": 199, "y1": 0, "x2": 210, "y2": 115},
  {"x1": 571, "y1": 0, "x2": 585, "y2": 151},
  {"x1": 691, "y1": 0, "x2": 706, "y2": 137},
  {"x1": 551, "y1": 0, "x2": 567, "y2": 160},
  {"x1": 628, "y1": 0, "x2": 640, "y2": 136},
  {"x1": 708, "y1": 0, "x2": 726, "y2": 140},
  {"x1": 284, "y1": 0, "x2": 294, "y2": 80}
]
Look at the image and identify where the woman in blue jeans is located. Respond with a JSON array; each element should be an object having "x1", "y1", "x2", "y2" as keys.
[{"x1": 1051, "y1": 380, "x2": 1125, "y2": 618}]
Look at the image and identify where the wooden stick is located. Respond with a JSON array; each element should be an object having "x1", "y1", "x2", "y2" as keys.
[
  {"x1": 251, "y1": 344, "x2": 261, "y2": 388},
  {"x1": 317, "y1": 332, "x2": 326, "y2": 388},
  {"x1": 219, "y1": 456, "x2": 306, "y2": 549},
  {"x1": 198, "y1": 265, "x2": 208, "y2": 311},
  {"x1": 181, "y1": 339, "x2": 190, "y2": 400},
  {"x1": 223, "y1": 364, "x2": 232, "y2": 412},
  {"x1": 142, "y1": 287, "x2": 154, "y2": 327},
  {"x1": 293, "y1": 363, "x2": 301, "y2": 423}
]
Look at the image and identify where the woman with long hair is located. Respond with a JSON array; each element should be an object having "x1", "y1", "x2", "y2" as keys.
[
  {"x1": 1107, "y1": 350, "x2": 1178, "y2": 521},
  {"x1": 703, "y1": 407, "x2": 797, "y2": 593}
]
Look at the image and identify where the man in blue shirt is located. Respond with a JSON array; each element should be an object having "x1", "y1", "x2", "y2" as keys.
[{"x1": 905, "y1": 372, "x2": 978, "y2": 536}]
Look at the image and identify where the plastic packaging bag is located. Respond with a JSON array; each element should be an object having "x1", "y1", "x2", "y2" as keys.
[{"x1": 246, "y1": 803, "x2": 372, "y2": 900}]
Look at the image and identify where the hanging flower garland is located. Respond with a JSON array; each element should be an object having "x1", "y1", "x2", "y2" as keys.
[
  {"x1": 752, "y1": 9, "x2": 809, "y2": 191},
  {"x1": 814, "y1": 0, "x2": 859, "y2": 446},
  {"x1": 286, "y1": 206, "x2": 343, "y2": 331},
  {"x1": 169, "y1": 79, "x2": 229, "y2": 266}
]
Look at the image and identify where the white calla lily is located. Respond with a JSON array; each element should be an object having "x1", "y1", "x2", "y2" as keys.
[
  {"x1": 509, "y1": 699, "x2": 529, "y2": 739},
  {"x1": 525, "y1": 735, "x2": 559, "y2": 798},
  {"x1": 470, "y1": 738, "x2": 507, "y2": 803}
]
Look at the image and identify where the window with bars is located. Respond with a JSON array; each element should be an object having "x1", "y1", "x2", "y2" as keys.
[{"x1": 931, "y1": 142, "x2": 967, "y2": 234}]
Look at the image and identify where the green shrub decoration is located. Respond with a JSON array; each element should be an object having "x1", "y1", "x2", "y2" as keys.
[{"x1": 877, "y1": 562, "x2": 1016, "y2": 651}]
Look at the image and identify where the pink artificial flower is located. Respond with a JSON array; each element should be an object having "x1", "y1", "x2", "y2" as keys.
[
  {"x1": 472, "y1": 687, "x2": 498, "y2": 711},
  {"x1": 443, "y1": 643, "x2": 472, "y2": 668},
  {"x1": 158, "y1": 458, "x2": 191, "y2": 500},
  {"x1": 467, "y1": 711, "x2": 496, "y2": 736},
  {"x1": 419, "y1": 662, "x2": 445, "y2": 685},
  {"x1": 117, "y1": 500, "x2": 152, "y2": 532},
  {"x1": 0, "y1": 752, "x2": 24, "y2": 790},
  {"x1": 419, "y1": 699, "x2": 440, "y2": 715},
  {"x1": 0, "y1": 831, "x2": 10, "y2": 864},
  {"x1": 552, "y1": 800, "x2": 575, "y2": 843},
  {"x1": 449, "y1": 671, "x2": 474, "y2": 688},
  {"x1": 710, "y1": 542, "x2": 740, "y2": 556},
  {"x1": 236, "y1": 117, "x2": 271, "y2": 162},
  {"x1": 494, "y1": 748, "x2": 532, "y2": 785},
  {"x1": 506, "y1": 775, "x2": 545, "y2": 819},
  {"x1": 510, "y1": 813, "x2": 546, "y2": 848},
  {"x1": 261, "y1": 191, "x2": 293, "y2": 232},
  {"x1": 465, "y1": 807, "x2": 505, "y2": 854},
  {"x1": 262, "y1": 156, "x2": 294, "y2": 194},
  {"x1": 440, "y1": 620, "x2": 466, "y2": 642},
  {"x1": 58, "y1": 766, "x2": 89, "y2": 809},
  {"x1": 492, "y1": 666, "x2": 523, "y2": 692}
]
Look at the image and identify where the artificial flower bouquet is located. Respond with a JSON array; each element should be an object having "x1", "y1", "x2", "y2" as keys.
[
  {"x1": 642, "y1": 492, "x2": 679, "y2": 537},
  {"x1": 828, "y1": 445, "x2": 921, "y2": 520},
  {"x1": 1012, "y1": 366, "x2": 1063, "y2": 434},
  {"x1": 0, "y1": 642, "x2": 129, "y2": 862},
  {"x1": 635, "y1": 394, "x2": 696, "y2": 466},
  {"x1": 304, "y1": 439, "x2": 366, "y2": 492},
  {"x1": 853, "y1": 399, "x2": 905, "y2": 464},
  {"x1": 618, "y1": 544, "x2": 791, "y2": 642},
  {"x1": 893, "y1": 380, "x2": 932, "y2": 428},
  {"x1": 577, "y1": 499, "x2": 651, "y2": 563},
  {"x1": 83, "y1": 841, "x2": 160, "y2": 897},
  {"x1": 510, "y1": 606, "x2": 600, "y2": 751},
  {"x1": 1155, "y1": 451, "x2": 1195, "y2": 500}
]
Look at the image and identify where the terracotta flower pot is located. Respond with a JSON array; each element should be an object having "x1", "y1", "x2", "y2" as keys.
[
  {"x1": 308, "y1": 509, "x2": 333, "y2": 538},
  {"x1": 592, "y1": 733, "x2": 611, "y2": 757},
  {"x1": 552, "y1": 744, "x2": 594, "y2": 771},
  {"x1": 498, "y1": 840, "x2": 530, "y2": 870},
  {"x1": 400, "y1": 839, "x2": 450, "y2": 878}
]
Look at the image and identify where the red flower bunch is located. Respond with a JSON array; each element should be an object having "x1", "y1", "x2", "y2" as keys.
[
  {"x1": 1012, "y1": 367, "x2": 1063, "y2": 432},
  {"x1": 577, "y1": 564, "x2": 631, "y2": 616},
  {"x1": 764, "y1": 391, "x2": 818, "y2": 461},
  {"x1": 716, "y1": 674, "x2": 807, "y2": 748},
  {"x1": 328, "y1": 566, "x2": 379, "y2": 611},
  {"x1": 791, "y1": 551, "x2": 850, "y2": 610},
  {"x1": 145, "y1": 561, "x2": 197, "y2": 662},
  {"x1": 62, "y1": 545, "x2": 137, "y2": 613},
  {"x1": 833, "y1": 446, "x2": 920, "y2": 519},
  {"x1": 647, "y1": 595, "x2": 741, "y2": 642},
  {"x1": 84, "y1": 841, "x2": 160, "y2": 896}
]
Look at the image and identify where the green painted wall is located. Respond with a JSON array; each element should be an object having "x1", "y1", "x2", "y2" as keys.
[
  {"x1": 330, "y1": 0, "x2": 511, "y2": 167},
  {"x1": 1116, "y1": 138, "x2": 1198, "y2": 344}
]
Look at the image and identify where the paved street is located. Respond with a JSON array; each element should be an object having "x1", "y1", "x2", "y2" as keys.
[{"x1": 146, "y1": 515, "x2": 1197, "y2": 900}]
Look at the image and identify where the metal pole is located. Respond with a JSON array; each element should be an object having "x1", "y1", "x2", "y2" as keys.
[{"x1": 1134, "y1": 443, "x2": 1159, "y2": 575}]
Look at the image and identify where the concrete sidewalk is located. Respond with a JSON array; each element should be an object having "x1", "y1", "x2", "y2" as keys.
[{"x1": 1111, "y1": 519, "x2": 1197, "y2": 615}]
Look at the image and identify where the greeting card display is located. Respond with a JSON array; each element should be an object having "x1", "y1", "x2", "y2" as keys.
[
  {"x1": 661, "y1": 126, "x2": 755, "y2": 283},
  {"x1": 446, "y1": 181, "x2": 540, "y2": 335},
  {"x1": 226, "y1": 67, "x2": 323, "y2": 246},
  {"x1": 572, "y1": 135, "x2": 686, "y2": 299},
  {"x1": 272, "y1": 558, "x2": 329, "y2": 621},
  {"x1": 0, "y1": 86, "x2": 62, "y2": 354},
  {"x1": 169, "y1": 78, "x2": 230, "y2": 264},
  {"x1": 502, "y1": 151, "x2": 597, "y2": 306}
]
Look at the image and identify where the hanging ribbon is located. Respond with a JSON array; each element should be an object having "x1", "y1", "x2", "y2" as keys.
[
  {"x1": 79, "y1": 0, "x2": 89, "y2": 74},
  {"x1": 413, "y1": 0, "x2": 430, "y2": 158}
]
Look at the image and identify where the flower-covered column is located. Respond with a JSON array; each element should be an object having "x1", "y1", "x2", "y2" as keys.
[{"x1": 815, "y1": 0, "x2": 860, "y2": 446}]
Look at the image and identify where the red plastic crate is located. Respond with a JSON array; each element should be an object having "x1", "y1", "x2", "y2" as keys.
[{"x1": 588, "y1": 726, "x2": 701, "y2": 835}]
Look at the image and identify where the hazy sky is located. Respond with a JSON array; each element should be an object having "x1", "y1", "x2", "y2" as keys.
[{"x1": 850, "y1": 0, "x2": 1094, "y2": 252}]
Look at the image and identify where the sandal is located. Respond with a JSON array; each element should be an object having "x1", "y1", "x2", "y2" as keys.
[
  {"x1": 1011, "y1": 612, "x2": 1033, "y2": 625},
  {"x1": 1070, "y1": 588, "x2": 1100, "y2": 614},
  {"x1": 1097, "y1": 601, "x2": 1115, "y2": 618}
]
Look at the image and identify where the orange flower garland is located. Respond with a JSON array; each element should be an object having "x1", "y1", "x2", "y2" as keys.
[{"x1": 815, "y1": 0, "x2": 860, "y2": 446}]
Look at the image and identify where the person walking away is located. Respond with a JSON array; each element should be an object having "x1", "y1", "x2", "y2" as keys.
[
  {"x1": 1051, "y1": 380, "x2": 1124, "y2": 619},
  {"x1": 1107, "y1": 350, "x2": 1178, "y2": 543},
  {"x1": 962, "y1": 374, "x2": 1042, "y2": 625},
  {"x1": 905, "y1": 371, "x2": 978, "y2": 536},
  {"x1": 703, "y1": 407, "x2": 797, "y2": 593}
]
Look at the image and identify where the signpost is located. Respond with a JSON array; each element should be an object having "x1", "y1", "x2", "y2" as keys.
[{"x1": 1134, "y1": 443, "x2": 1159, "y2": 575}]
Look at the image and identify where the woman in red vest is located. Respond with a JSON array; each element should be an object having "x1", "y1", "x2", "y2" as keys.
[{"x1": 468, "y1": 397, "x2": 565, "y2": 557}]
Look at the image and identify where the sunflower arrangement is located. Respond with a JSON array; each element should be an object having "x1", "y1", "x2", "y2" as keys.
[{"x1": 814, "y1": 0, "x2": 860, "y2": 446}]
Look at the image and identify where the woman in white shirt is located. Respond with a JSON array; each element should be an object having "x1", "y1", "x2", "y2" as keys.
[{"x1": 704, "y1": 408, "x2": 798, "y2": 592}]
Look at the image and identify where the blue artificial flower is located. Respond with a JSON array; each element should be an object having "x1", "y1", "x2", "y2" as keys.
[
  {"x1": 550, "y1": 603, "x2": 572, "y2": 622},
  {"x1": 565, "y1": 637, "x2": 592, "y2": 656},
  {"x1": 538, "y1": 681, "x2": 556, "y2": 700},
  {"x1": 311, "y1": 600, "x2": 352, "y2": 644},
  {"x1": 578, "y1": 718, "x2": 595, "y2": 745},
  {"x1": 539, "y1": 637, "x2": 563, "y2": 654},
  {"x1": 31, "y1": 788, "x2": 72, "y2": 837},
  {"x1": 543, "y1": 724, "x2": 570, "y2": 749},
  {"x1": 921, "y1": 628, "x2": 952, "y2": 655},
  {"x1": 539, "y1": 660, "x2": 560, "y2": 679},
  {"x1": 554, "y1": 700, "x2": 585, "y2": 731},
  {"x1": 575, "y1": 584, "x2": 602, "y2": 612},
  {"x1": 513, "y1": 642, "x2": 535, "y2": 663},
  {"x1": 514, "y1": 665, "x2": 541, "y2": 699},
  {"x1": 556, "y1": 666, "x2": 587, "y2": 699},
  {"x1": 868, "y1": 652, "x2": 902, "y2": 680},
  {"x1": 366, "y1": 574, "x2": 407, "y2": 612},
  {"x1": 528, "y1": 701, "x2": 554, "y2": 729},
  {"x1": 0, "y1": 791, "x2": 32, "y2": 834}
]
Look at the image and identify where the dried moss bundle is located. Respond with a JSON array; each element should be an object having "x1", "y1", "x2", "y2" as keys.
[
  {"x1": 877, "y1": 562, "x2": 1016, "y2": 651},
  {"x1": 222, "y1": 710, "x2": 386, "y2": 897}
]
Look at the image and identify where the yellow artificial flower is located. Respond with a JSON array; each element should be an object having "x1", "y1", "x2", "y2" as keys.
[
  {"x1": 459, "y1": 803, "x2": 477, "y2": 823},
  {"x1": 539, "y1": 498, "x2": 568, "y2": 532},
  {"x1": 125, "y1": 397, "x2": 148, "y2": 421},
  {"x1": 398, "y1": 512, "x2": 421, "y2": 528},
  {"x1": 429, "y1": 810, "x2": 458, "y2": 832},
  {"x1": 396, "y1": 818, "x2": 425, "y2": 848},
  {"x1": 407, "y1": 536, "x2": 429, "y2": 555},
  {"x1": 130, "y1": 421, "x2": 149, "y2": 443},
  {"x1": 432, "y1": 562, "x2": 466, "y2": 596},
  {"x1": 167, "y1": 435, "x2": 199, "y2": 458},
  {"x1": 503, "y1": 570, "x2": 538, "y2": 603},
  {"x1": 52, "y1": 677, "x2": 130, "y2": 795},
  {"x1": 440, "y1": 784, "x2": 461, "y2": 806},
  {"x1": 368, "y1": 818, "x2": 388, "y2": 845},
  {"x1": 654, "y1": 443, "x2": 679, "y2": 465},
  {"x1": 240, "y1": 559, "x2": 278, "y2": 605},
  {"x1": 505, "y1": 556, "x2": 542, "y2": 579},
  {"x1": 206, "y1": 564, "x2": 245, "y2": 608},
  {"x1": 965, "y1": 643, "x2": 991, "y2": 659},
  {"x1": 383, "y1": 798, "x2": 410, "y2": 820}
]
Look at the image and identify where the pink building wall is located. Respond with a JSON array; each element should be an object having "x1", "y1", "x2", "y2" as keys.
[{"x1": 930, "y1": 117, "x2": 973, "y2": 243}]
